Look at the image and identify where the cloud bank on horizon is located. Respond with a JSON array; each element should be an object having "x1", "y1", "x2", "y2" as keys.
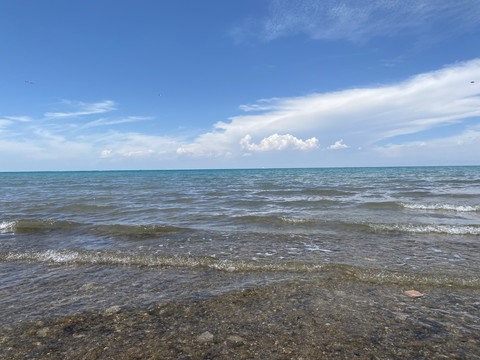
[{"x1": 1, "y1": 59, "x2": 480, "y2": 170}]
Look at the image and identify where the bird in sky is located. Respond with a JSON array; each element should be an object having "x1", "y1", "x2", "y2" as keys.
[{"x1": 25, "y1": 80, "x2": 34, "y2": 85}]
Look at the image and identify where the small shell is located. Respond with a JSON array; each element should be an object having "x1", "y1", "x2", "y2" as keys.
[{"x1": 405, "y1": 290, "x2": 424, "y2": 298}]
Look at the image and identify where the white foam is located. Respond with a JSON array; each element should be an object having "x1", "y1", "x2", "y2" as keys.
[
  {"x1": 280, "y1": 217, "x2": 312, "y2": 224},
  {"x1": 371, "y1": 223, "x2": 480, "y2": 235},
  {"x1": 302, "y1": 243, "x2": 332, "y2": 252},
  {"x1": 402, "y1": 203, "x2": 479, "y2": 212},
  {"x1": 0, "y1": 221, "x2": 16, "y2": 233},
  {"x1": 7, "y1": 250, "x2": 81, "y2": 263}
]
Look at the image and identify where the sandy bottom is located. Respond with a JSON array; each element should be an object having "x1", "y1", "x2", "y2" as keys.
[{"x1": 2, "y1": 273, "x2": 479, "y2": 359}]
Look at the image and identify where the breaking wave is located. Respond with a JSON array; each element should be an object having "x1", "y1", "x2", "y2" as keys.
[
  {"x1": 370, "y1": 223, "x2": 480, "y2": 235},
  {"x1": 401, "y1": 203, "x2": 480, "y2": 212},
  {"x1": 0, "y1": 219, "x2": 82, "y2": 234},
  {"x1": 2, "y1": 250, "x2": 478, "y2": 287},
  {"x1": 0, "y1": 219, "x2": 190, "y2": 239}
]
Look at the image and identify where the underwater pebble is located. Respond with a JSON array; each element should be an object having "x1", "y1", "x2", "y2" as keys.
[
  {"x1": 104, "y1": 305, "x2": 121, "y2": 315},
  {"x1": 37, "y1": 327, "x2": 49, "y2": 337},
  {"x1": 227, "y1": 335, "x2": 245, "y2": 344},
  {"x1": 197, "y1": 331, "x2": 214, "y2": 343}
]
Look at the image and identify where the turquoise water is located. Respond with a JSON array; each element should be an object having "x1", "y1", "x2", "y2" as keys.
[{"x1": 1, "y1": 167, "x2": 480, "y2": 357}]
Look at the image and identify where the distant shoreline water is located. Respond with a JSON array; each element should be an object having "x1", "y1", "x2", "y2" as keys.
[{"x1": 2, "y1": 164, "x2": 480, "y2": 173}]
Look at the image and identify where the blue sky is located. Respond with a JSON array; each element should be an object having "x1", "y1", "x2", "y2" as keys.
[{"x1": 1, "y1": 0, "x2": 480, "y2": 171}]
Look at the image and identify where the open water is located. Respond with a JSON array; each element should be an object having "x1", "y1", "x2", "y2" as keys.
[{"x1": 1, "y1": 167, "x2": 479, "y2": 358}]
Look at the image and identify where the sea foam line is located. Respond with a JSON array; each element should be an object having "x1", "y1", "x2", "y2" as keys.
[
  {"x1": 3, "y1": 250, "x2": 479, "y2": 287},
  {"x1": 401, "y1": 203, "x2": 480, "y2": 212},
  {"x1": 2, "y1": 250, "x2": 326, "y2": 272},
  {"x1": 370, "y1": 223, "x2": 480, "y2": 235}
]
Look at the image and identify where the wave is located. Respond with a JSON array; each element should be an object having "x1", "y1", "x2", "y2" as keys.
[
  {"x1": 1, "y1": 249, "x2": 325, "y2": 272},
  {"x1": 0, "y1": 219, "x2": 190, "y2": 239},
  {"x1": 0, "y1": 219, "x2": 82, "y2": 234},
  {"x1": 233, "y1": 215, "x2": 320, "y2": 226},
  {"x1": 91, "y1": 224, "x2": 190, "y2": 240},
  {"x1": 361, "y1": 201, "x2": 403, "y2": 210},
  {"x1": 370, "y1": 223, "x2": 480, "y2": 235},
  {"x1": 361, "y1": 201, "x2": 480, "y2": 213},
  {"x1": 249, "y1": 218, "x2": 478, "y2": 236},
  {"x1": 2, "y1": 250, "x2": 478, "y2": 287},
  {"x1": 256, "y1": 189, "x2": 354, "y2": 197},
  {"x1": 0, "y1": 221, "x2": 15, "y2": 232},
  {"x1": 401, "y1": 203, "x2": 480, "y2": 212}
]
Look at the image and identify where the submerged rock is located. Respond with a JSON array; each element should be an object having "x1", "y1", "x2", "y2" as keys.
[
  {"x1": 104, "y1": 305, "x2": 121, "y2": 315},
  {"x1": 36, "y1": 327, "x2": 49, "y2": 337},
  {"x1": 197, "y1": 331, "x2": 214, "y2": 343},
  {"x1": 227, "y1": 335, "x2": 245, "y2": 345}
]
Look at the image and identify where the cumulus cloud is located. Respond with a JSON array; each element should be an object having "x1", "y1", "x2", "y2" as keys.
[
  {"x1": 328, "y1": 139, "x2": 349, "y2": 150},
  {"x1": 44, "y1": 100, "x2": 116, "y2": 118},
  {"x1": 240, "y1": 134, "x2": 318, "y2": 151},
  {"x1": 232, "y1": 0, "x2": 480, "y2": 43}
]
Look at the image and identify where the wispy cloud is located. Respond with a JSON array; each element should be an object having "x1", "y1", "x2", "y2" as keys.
[
  {"x1": 0, "y1": 116, "x2": 33, "y2": 122},
  {"x1": 0, "y1": 100, "x2": 173, "y2": 169},
  {"x1": 0, "y1": 116, "x2": 33, "y2": 132},
  {"x1": 44, "y1": 100, "x2": 116, "y2": 118},
  {"x1": 0, "y1": 120, "x2": 12, "y2": 131},
  {"x1": 232, "y1": 0, "x2": 480, "y2": 43},
  {"x1": 375, "y1": 128, "x2": 480, "y2": 164},
  {"x1": 95, "y1": 132, "x2": 182, "y2": 159},
  {"x1": 81, "y1": 116, "x2": 152, "y2": 129}
]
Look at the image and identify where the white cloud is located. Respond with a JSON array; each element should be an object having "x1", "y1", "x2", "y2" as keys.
[
  {"x1": 233, "y1": 0, "x2": 480, "y2": 43},
  {"x1": 177, "y1": 59, "x2": 480, "y2": 159},
  {"x1": 2, "y1": 60, "x2": 480, "y2": 170},
  {"x1": 0, "y1": 120, "x2": 12, "y2": 133},
  {"x1": 44, "y1": 100, "x2": 116, "y2": 118},
  {"x1": 238, "y1": 98, "x2": 281, "y2": 112},
  {"x1": 240, "y1": 133, "x2": 318, "y2": 151},
  {"x1": 0, "y1": 116, "x2": 33, "y2": 122},
  {"x1": 96, "y1": 132, "x2": 182, "y2": 159},
  {"x1": 328, "y1": 139, "x2": 349, "y2": 150},
  {"x1": 0, "y1": 116, "x2": 33, "y2": 133},
  {"x1": 375, "y1": 128, "x2": 480, "y2": 164},
  {"x1": 82, "y1": 116, "x2": 152, "y2": 129},
  {"x1": 0, "y1": 102, "x2": 181, "y2": 170},
  {"x1": 100, "y1": 149, "x2": 113, "y2": 158}
]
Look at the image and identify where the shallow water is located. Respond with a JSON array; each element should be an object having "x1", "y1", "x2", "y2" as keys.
[{"x1": 1, "y1": 167, "x2": 479, "y2": 358}]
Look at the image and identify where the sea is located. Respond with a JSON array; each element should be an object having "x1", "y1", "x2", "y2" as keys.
[{"x1": 1, "y1": 167, "x2": 479, "y2": 359}]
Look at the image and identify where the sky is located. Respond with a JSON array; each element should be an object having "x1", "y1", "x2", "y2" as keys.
[{"x1": 1, "y1": 0, "x2": 480, "y2": 171}]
